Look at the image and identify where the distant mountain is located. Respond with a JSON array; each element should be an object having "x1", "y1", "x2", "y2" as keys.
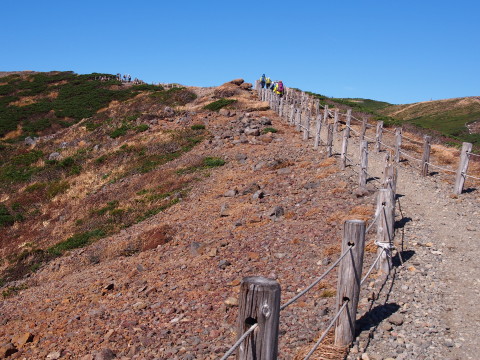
[{"x1": 328, "y1": 96, "x2": 480, "y2": 147}]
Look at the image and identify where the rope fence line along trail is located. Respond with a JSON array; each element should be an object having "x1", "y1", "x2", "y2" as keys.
[
  {"x1": 360, "y1": 248, "x2": 385, "y2": 286},
  {"x1": 465, "y1": 173, "x2": 480, "y2": 181},
  {"x1": 366, "y1": 207, "x2": 383, "y2": 233},
  {"x1": 303, "y1": 301, "x2": 349, "y2": 360},
  {"x1": 426, "y1": 162, "x2": 457, "y2": 175},
  {"x1": 399, "y1": 150, "x2": 423, "y2": 163},
  {"x1": 220, "y1": 323, "x2": 258, "y2": 360},
  {"x1": 280, "y1": 244, "x2": 354, "y2": 311}
]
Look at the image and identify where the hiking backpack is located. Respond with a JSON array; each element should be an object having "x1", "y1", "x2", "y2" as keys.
[{"x1": 277, "y1": 82, "x2": 284, "y2": 92}]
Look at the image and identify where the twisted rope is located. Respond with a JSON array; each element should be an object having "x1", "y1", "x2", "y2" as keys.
[
  {"x1": 360, "y1": 248, "x2": 385, "y2": 286},
  {"x1": 220, "y1": 323, "x2": 258, "y2": 360},
  {"x1": 366, "y1": 208, "x2": 383, "y2": 233},
  {"x1": 280, "y1": 245, "x2": 353, "y2": 311},
  {"x1": 303, "y1": 300, "x2": 349, "y2": 360}
]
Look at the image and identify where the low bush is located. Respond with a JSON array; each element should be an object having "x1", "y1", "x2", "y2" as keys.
[
  {"x1": 203, "y1": 98, "x2": 237, "y2": 111},
  {"x1": 263, "y1": 127, "x2": 278, "y2": 133},
  {"x1": 47, "y1": 229, "x2": 106, "y2": 256},
  {"x1": 191, "y1": 124, "x2": 206, "y2": 130}
]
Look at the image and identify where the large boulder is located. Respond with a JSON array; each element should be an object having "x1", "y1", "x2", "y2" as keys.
[{"x1": 230, "y1": 78, "x2": 244, "y2": 85}]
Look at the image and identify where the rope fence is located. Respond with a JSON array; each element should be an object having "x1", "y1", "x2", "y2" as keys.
[{"x1": 220, "y1": 82, "x2": 479, "y2": 360}]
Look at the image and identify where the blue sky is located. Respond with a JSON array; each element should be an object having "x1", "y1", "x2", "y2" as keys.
[{"x1": 1, "y1": 0, "x2": 479, "y2": 104}]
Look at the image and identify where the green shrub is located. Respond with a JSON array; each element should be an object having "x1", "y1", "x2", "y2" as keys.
[
  {"x1": 191, "y1": 124, "x2": 206, "y2": 130},
  {"x1": 135, "y1": 124, "x2": 149, "y2": 133},
  {"x1": 0, "y1": 204, "x2": 15, "y2": 227},
  {"x1": 95, "y1": 155, "x2": 108, "y2": 164},
  {"x1": 203, "y1": 98, "x2": 237, "y2": 111},
  {"x1": 25, "y1": 182, "x2": 47, "y2": 193},
  {"x1": 263, "y1": 127, "x2": 278, "y2": 133},
  {"x1": 110, "y1": 124, "x2": 130, "y2": 138},
  {"x1": 46, "y1": 180, "x2": 70, "y2": 198},
  {"x1": 47, "y1": 229, "x2": 105, "y2": 256},
  {"x1": 203, "y1": 157, "x2": 225, "y2": 167}
]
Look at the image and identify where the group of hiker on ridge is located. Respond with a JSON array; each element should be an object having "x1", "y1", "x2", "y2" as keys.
[{"x1": 259, "y1": 74, "x2": 284, "y2": 97}]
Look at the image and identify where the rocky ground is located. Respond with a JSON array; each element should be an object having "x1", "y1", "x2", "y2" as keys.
[{"x1": 1, "y1": 83, "x2": 479, "y2": 360}]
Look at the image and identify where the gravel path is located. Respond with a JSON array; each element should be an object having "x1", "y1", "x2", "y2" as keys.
[{"x1": 332, "y1": 121, "x2": 480, "y2": 360}]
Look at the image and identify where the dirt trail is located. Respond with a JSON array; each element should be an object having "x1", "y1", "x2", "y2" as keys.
[{"x1": 336, "y1": 122, "x2": 480, "y2": 359}]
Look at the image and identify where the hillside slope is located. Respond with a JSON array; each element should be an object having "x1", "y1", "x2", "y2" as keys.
[{"x1": 0, "y1": 76, "x2": 377, "y2": 359}]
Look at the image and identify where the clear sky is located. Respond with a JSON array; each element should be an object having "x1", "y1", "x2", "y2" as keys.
[{"x1": 1, "y1": 0, "x2": 479, "y2": 104}]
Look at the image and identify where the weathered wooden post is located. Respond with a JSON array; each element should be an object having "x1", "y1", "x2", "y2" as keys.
[
  {"x1": 335, "y1": 220, "x2": 366, "y2": 347},
  {"x1": 303, "y1": 111, "x2": 310, "y2": 141},
  {"x1": 323, "y1": 105, "x2": 329, "y2": 125},
  {"x1": 360, "y1": 118, "x2": 367, "y2": 141},
  {"x1": 394, "y1": 128, "x2": 402, "y2": 163},
  {"x1": 295, "y1": 110, "x2": 302, "y2": 132},
  {"x1": 383, "y1": 153, "x2": 397, "y2": 194},
  {"x1": 340, "y1": 110, "x2": 352, "y2": 170},
  {"x1": 327, "y1": 123, "x2": 334, "y2": 157},
  {"x1": 359, "y1": 140, "x2": 368, "y2": 188},
  {"x1": 333, "y1": 109, "x2": 339, "y2": 132},
  {"x1": 236, "y1": 276, "x2": 281, "y2": 360},
  {"x1": 289, "y1": 104, "x2": 295, "y2": 125},
  {"x1": 346, "y1": 109, "x2": 352, "y2": 131},
  {"x1": 313, "y1": 114, "x2": 323, "y2": 150},
  {"x1": 375, "y1": 188, "x2": 395, "y2": 273},
  {"x1": 279, "y1": 97, "x2": 284, "y2": 118},
  {"x1": 375, "y1": 121, "x2": 383, "y2": 153},
  {"x1": 421, "y1": 135, "x2": 432, "y2": 177},
  {"x1": 454, "y1": 142, "x2": 473, "y2": 195}
]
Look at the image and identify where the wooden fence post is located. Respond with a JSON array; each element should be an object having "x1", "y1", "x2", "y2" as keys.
[
  {"x1": 314, "y1": 114, "x2": 322, "y2": 149},
  {"x1": 360, "y1": 118, "x2": 367, "y2": 141},
  {"x1": 340, "y1": 110, "x2": 352, "y2": 170},
  {"x1": 335, "y1": 220, "x2": 366, "y2": 347},
  {"x1": 454, "y1": 142, "x2": 473, "y2": 195},
  {"x1": 279, "y1": 97, "x2": 284, "y2": 118},
  {"x1": 236, "y1": 276, "x2": 281, "y2": 360},
  {"x1": 340, "y1": 128, "x2": 349, "y2": 170},
  {"x1": 327, "y1": 123, "x2": 334, "y2": 157},
  {"x1": 289, "y1": 104, "x2": 295, "y2": 125},
  {"x1": 394, "y1": 128, "x2": 402, "y2": 163},
  {"x1": 375, "y1": 121, "x2": 383, "y2": 153},
  {"x1": 421, "y1": 135, "x2": 431, "y2": 177},
  {"x1": 346, "y1": 109, "x2": 352, "y2": 132},
  {"x1": 323, "y1": 105, "x2": 329, "y2": 124},
  {"x1": 383, "y1": 153, "x2": 397, "y2": 194},
  {"x1": 303, "y1": 112, "x2": 310, "y2": 141},
  {"x1": 375, "y1": 188, "x2": 395, "y2": 273},
  {"x1": 333, "y1": 109, "x2": 339, "y2": 132},
  {"x1": 295, "y1": 110, "x2": 302, "y2": 132},
  {"x1": 359, "y1": 140, "x2": 368, "y2": 188}
]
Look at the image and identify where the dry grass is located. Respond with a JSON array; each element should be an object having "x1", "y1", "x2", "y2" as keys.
[
  {"x1": 318, "y1": 158, "x2": 337, "y2": 167},
  {"x1": 2, "y1": 125, "x2": 23, "y2": 140},
  {"x1": 325, "y1": 205, "x2": 373, "y2": 225},
  {"x1": 316, "y1": 167, "x2": 338, "y2": 180},
  {"x1": 323, "y1": 244, "x2": 341, "y2": 257},
  {"x1": 9, "y1": 91, "x2": 58, "y2": 107},
  {"x1": 347, "y1": 205, "x2": 374, "y2": 222},
  {"x1": 294, "y1": 331, "x2": 347, "y2": 360},
  {"x1": 431, "y1": 144, "x2": 460, "y2": 165}
]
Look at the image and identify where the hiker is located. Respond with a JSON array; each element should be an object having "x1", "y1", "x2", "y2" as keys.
[
  {"x1": 266, "y1": 77, "x2": 272, "y2": 90},
  {"x1": 259, "y1": 74, "x2": 266, "y2": 88},
  {"x1": 274, "y1": 80, "x2": 284, "y2": 97}
]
